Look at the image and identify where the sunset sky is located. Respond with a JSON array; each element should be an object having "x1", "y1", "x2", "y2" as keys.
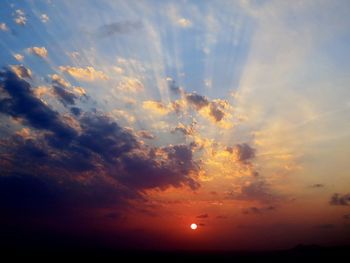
[{"x1": 1, "y1": 0, "x2": 350, "y2": 251}]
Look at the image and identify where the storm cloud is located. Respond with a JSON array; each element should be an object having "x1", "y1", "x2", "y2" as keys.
[{"x1": 0, "y1": 69, "x2": 201, "y2": 218}]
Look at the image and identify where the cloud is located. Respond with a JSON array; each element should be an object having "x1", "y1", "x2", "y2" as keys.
[
  {"x1": 117, "y1": 77, "x2": 144, "y2": 93},
  {"x1": 143, "y1": 101, "x2": 171, "y2": 115},
  {"x1": 70, "y1": 107, "x2": 81, "y2": 116},
  {"x1": 167, "y1": 83, "x2": 232, "y2": 125},
  {"x1": 50, "y1": 74, "x2": 80, "y2": 106},
  {"x1": 73, "y1": 86, "x2": 87, "y2": 96},
  {"x1": 310, "y1": 184, "x2": 324, "y2": 188},
  {"x1": 0, "y1": 23, "x2": 8, "y2": 31},
  {"x1": 177, "y1": 18, "x2": 192, "y2": 28},
  {"x1": 196, "y1": 213, "x2": 209, "y2": 218},
  {"x1": 231, "y1": 143, "x2": 256, "y2": 164},
  {"x1": 242, "y1": 206, "x2": 276, "y2": 215},
  {"x1": 330, "y1": 193, "x2": 350, "y2": 206},
  {"x1": 40, "y1": 14, "x2": 49, "y2": 23},
  {"x1": 10, "y1": 65, "x2": 32, "y2": 79},
  {"x1": 13, "y1": 54, "x2": 24, "y2": 61},
  {"x1": 167, "y1": 78, "x2": 183, "y2": 95},
  {"x1": 0, "y1": 69, "x2": 201, "y2": 220},
  {"x1": 14, "y1": 9, "x2": 26, "y2": 25},
  {"x1": 118, "y1": 144, "x2": 200, "y2": 190},
  {"x1": 60, "y1": 66, "x2": 108, "y2": 81},
  {"x1": 226, "y1": 179, "x2": 277, "y2": 203},
  {"x1": 96, "y1": 21, "x2": 142, "y2": 38},
  {"x1": 172, "y1": 123, "x2": 195, "y2": 136},
  {"x1": 52, "y1": 85, "x2": 77, "y2": 106},
  {"x1": 27, "y1": 47, "x2": 48, "y2": 58},
  {"x1": 137, "y1": 130, "x2": 155, "y2": 140},
  {"x1": 0, "y1": 69, "x2": 76, "y2": 139},
  {"x1": 185, "y1": 92, "x2": 209, "y2": 110},
  {"x1": 51, "y1": 74, "x2": 70, "y2": 88}
]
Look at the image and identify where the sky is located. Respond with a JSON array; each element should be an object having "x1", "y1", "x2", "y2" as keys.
[{"x1": 1, "y1": 0, "x2": 350, "y2": 251}]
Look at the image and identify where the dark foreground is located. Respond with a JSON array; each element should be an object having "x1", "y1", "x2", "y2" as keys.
[{"x1": 2, "y1": 245, "x2": 350, "y2": 262}]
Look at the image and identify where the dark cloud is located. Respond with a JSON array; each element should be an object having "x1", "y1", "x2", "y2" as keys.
[
  {"x1": 0, "y1": 69, "x2": 201, "y2": 221},
  {"x1": 310, "y1": 184, "x2": 324, "y2": 188},
  {"x1": 196, "y1": 213, "x2": 209, "y2": 219},
  {"x1": 242, "y1": 206, "x2": 276, "y2": 215},
  {"x1": 137, "y1": 130, "x2": 155, "y2": 140},
  {"x1": 53, "y1": 85, "x2": 77, "y2": 106},
  {"x1": 0, "y1": 69, "x2": 77, "y2": 140},
  {"x1": 226, "y1": 179, "x2": 277, "y2": 203},
  {"x1": 10, "y1": 65, "x2": 31, "y2": 78},
  {"x1": 118, "y1": 144, "x2": 199, "y2": 190},
  {"x1": 96, "y1": 21, "x2": 142, "y2": 38},
  {"x1": 216, "y1": 215, "x2": 228, "y2": 219},
  {"x1": 70, "y1": 106, "x2": 81, "y2": 116},
  {"x1": 235, "y1": 143, "x2": 256, "y2": 163},
  {"x1": 185, "y1": 92, "x2": 209, "y2": 110},
  {"x1": 77, "y1": 114, "x2": 139, "y2": 163},
  {"x1": 167, "y1": 79, "x2": 182, "y2": 95},
  {"x1": 209, "y1": 102, "x2": 225, "y2": 122},
  {"x1": 330, "y1": 193, "x2": 350, "y2": 206},
  {"x1": 226, "y1": 143, "x2": 255, "y2": 164},
  {"x1": 172, "y1": 123, "x2": 194, "y2": 136},
  {"x1": 343, "y1": 214, "x2": 350, "y2": 220}
]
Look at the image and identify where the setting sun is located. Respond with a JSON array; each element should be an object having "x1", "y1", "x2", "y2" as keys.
[{"x1": 190, "y1": 223, "x2": 198, "y2": 230}]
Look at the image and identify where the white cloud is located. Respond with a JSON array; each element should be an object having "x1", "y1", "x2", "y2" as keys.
[
  {"x1": 40, "y1": 14, "x2": 49, "y2": 23},
  {"x1": 177, "y1": 18, "x2": 192, "y2": 28},
  {"x1": 14, "y1": 9, "x2": 27, "y2": 25},
  {"x1": 13, "y1": 54, "x2": 24, "y2": 61},
  {"x1": 27, "y1": 46, "x2": 48, "y2": 58},
  {"x1": 59, "y1": 66, "x2": 109, "y2": 81},
  {"x1": 0, "y1": 23, "x2": 8, "y2": 31}
]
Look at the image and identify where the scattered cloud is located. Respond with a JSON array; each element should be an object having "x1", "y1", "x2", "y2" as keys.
[
  {"x1": 216, "y1": 215, "x2": 228, "y2": 219},
  {"x1": 60, "y1": 66, "x2": 109, "y2": 81},
  {"x1": 143, "y1": 101, "x2": 171, "y2": 115},
  {"x1": 229, "y1": 143, "x2": 256, "y2": 164},
  {"x1": 52, "y1": 85, "x2": 77, "y2": 106},
  {"x1": 177, "y1": 18, "x2": 192, "y2": 28},
  {"x1": 226, "y1": 179, "x2": 277, "y2": 203},
  {"x1": 14, "y1": 9, "x2": 26, "y2": 25},
  {"x1": 96, "y1": 21, "x2": 142, "y2": 38},
  {"x1": 10, "y1": 65, "x2": 32, "y2": 79},
  {"x1": 51, "y1": 74, "x2": 70, "y2": 88},
  {"x1": 196, "y1": 213, "x2": 209, "y2": 218},
  {"x1": 137, "y1": 130, "x2": 155, "y2": 140},
  {"x1": 186, "y1": 92, "x2": 209, "y2": 110},
  {"x1": 172, "y1": 123, "x2": 195, "y2": 136},
  {"x1": 242, "y1": 206, "x2": 276, "y2": 215},
  {"x1": 310, "y1": 184, "x2": 324, "y2": 188},
  {"x1": 40, "y1": 14, "x2": 49, "y2": 23},
  {"x1": 27, "y1": 46, "x2": 48, "y2": 58},
  {"x1": 117, "y1": 77, "x2": 144, "y2": 93},
  {"x1": 330, "y1": 193, "x2": 350, "y2": 206},
  {"x1": 0, "y1": 23, "x2": 8, "y2": 31},
  {"x1": 13, "y1": 54, "x2": 24, "y2": 61}
]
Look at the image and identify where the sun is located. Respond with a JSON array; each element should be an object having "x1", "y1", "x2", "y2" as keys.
[{"x1": 190, "y1": 223, "x2": 197, "y2": 230}]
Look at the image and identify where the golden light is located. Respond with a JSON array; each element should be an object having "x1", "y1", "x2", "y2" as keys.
[{"x1": 190, "y1": 223, "x2": 197, "y2": 230}]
